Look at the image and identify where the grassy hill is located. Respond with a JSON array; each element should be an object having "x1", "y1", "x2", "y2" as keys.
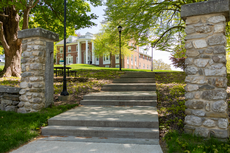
[{"x1": 54, "y1": 64, "x2": 179, "y2": 72}]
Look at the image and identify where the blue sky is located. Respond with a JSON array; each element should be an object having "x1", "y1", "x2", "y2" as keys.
[{"x1": 76, "y1": 3, "x2": 182, "y2": 71}]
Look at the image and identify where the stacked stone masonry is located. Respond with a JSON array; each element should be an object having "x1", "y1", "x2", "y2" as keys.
[
  {"x1": 19, "y1": 38, "x2": 47, "y2": 113},
  {"x1": 184, "y1": 13, "x2": 229, "y2": 138},
  {"x1": 18, "y1": 28, "x2": 59, "y2": 113},
  {"x1": 0, "y1": 86, "x2": 21, "y2": 112}
]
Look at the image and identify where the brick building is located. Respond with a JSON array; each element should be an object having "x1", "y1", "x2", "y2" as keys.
[{"x1": 56, "y1": 32, "x2": 152, "y2": 69}]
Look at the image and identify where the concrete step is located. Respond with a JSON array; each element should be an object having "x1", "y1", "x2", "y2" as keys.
[
  {"x1": 80, "y1": 100, "x2": 157, "y2": 106},
  {"x1": 47, "y1": 106, "x2": 159, "y2": 128},
  {"x1": 121, "y1": 72, "x2": 155, "y2": 78},
  {"x1": 39, "y1": 136, "x2": 160, "y2": 145},
  {"x1": 83, "y1": 91, "x2": 157, "y2": 100},
  {"x1": 42, "y1": 126, "x2": 159, "y2": 139},
  {"x1": 113, "y1": 78, "x2": 155, "y2": 83},
  {"x1": 101, "y1": 83, "x2": 156, "y2": 91}
]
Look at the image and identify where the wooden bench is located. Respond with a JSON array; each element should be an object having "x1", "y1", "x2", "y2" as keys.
[{"x1": 70, "y1": 70, "x2": 78, "y2": 77}]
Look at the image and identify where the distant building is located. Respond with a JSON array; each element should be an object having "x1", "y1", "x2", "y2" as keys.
[
  {"x1": 0, "y1": 55, "x2": 5, "y2": 66},
  {"x1": 56, "y1": 32, "x2": 152, "y2": 69}
]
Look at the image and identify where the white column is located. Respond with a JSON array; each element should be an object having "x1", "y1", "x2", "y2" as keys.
[
  {"x1": 92, "y1": 41, "x2": 95, "y2": 64},
  {"x1": 56, "y1": 53, "x2": 57, "y2": 65},
  {"x1": 78, "y1": 41, "x2": 81, "y2": 64},
  {"x1": 86, "y1": 40, "x2": 88, "y2": 64}
]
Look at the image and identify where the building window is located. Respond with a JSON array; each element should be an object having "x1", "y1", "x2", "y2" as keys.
[
  {"x1": 59, "y1": 58, "x2": 63, "y2": 64},
  {"x1": 135, "y1": 56, "x2": 137, "y2": 66},
  {"x1": 116, "y1": 64, "x2": 119, "y2": 68},
  {"x1": 96, "y1": 56, "x2": 99, "y2": 61},
  {"x1": 143, "y1": 64, "x2": 145, "y2": 69},
  {"x1": 139, "y1": 54, "x2": 140, "y2": 58},
  {"x1": 76, "y1": 45, "x2": 78, "y2": 52},
  {"x1": 115, "y1": 55, "x2": 119, "y2": 63},
  {"x1": 104, "y1": 54, "x2": 110, "y2": 61},
  {"x1": 131, "y1": 66, "x2": 133, "y2": 69},
  {"x1": 127, "y1": 57, "x2": 129, "y2": 64},
  {"x1": 139, "y1": 63, "x2": 141, "y2": 68},
  {"x1": 68, "y1": 46, "x2": 71, "y2": 52},
  {"x1": 131, "y1": 55, "x2": 133, "y2": 65},
  {"x1": 127, "y1": 65, "x2": 129, "y2": 68},
  {"x1": 143, "y1": 55, "x2": 145, "y2": 59},
  {"x1": 105, "y1": 65, "x2": 109, "y2": 68},
  {"x1": 147, "y1": 65, "x2": 148, "y2": 69},
  {"x1": 60, "y1": 47, "x2": 63, "y2": 53}
]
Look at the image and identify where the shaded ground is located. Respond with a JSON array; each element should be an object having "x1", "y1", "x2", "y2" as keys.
[{"x1": 53, "y1": 79, "x2": 113, "y2": 106}]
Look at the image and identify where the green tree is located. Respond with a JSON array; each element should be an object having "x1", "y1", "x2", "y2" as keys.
[
  {"x1": 153, "y1": 59, "x2": 171, "y2": 70},
  {"x1": 105, "y1": 0, "x2": 207, "y2": 51},
  {"x1": 0, "y1": 46, "x2": 3, "y2": 55},
  {"x1": 93, "y1": 25, "x2": 131, "y2": 67},
  {"x1": 0, "y1": 0, "x2": 102, "y2": 77}
]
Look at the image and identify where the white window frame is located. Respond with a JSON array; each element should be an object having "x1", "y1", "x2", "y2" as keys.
[
  {"x1": 103, "y1": 54, "x2": 110, "y2": 64},
  {"x1": 127, "y1": 57, "x2": 129, "y2": 64},
  {"x1": 68, "y1": 46, "x2": 71, "y2": 52},
  {"x1": 131, "y1": 55, "x2": 133, "y2": 65},
  {"x1": 115, "y1": 55, "x2": 119, "y2": 63},
  {"x1": 60, "y1": 47, "x2": 63, "y2": 53},
  {"x1": 135, "y1": 56, "x2": 137, "y2": 66}
]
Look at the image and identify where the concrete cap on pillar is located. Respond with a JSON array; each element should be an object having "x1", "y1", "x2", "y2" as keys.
[
  {"x1": 181, "y1": 0, "x2": 230, "y2": 21},
  {"x1": 18, "y1": 27, "x2": 59, "y2": 41}
]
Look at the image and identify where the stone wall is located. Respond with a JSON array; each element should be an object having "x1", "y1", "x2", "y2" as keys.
[
  {"x1": 17, "y1": 28, "x2": 59, "y2": 113},
  {"x1": 0, "y1": 86, "x2": 21, "y2": 112},
  {"x1": 181, "y1": 0, "x2": 229, "y2": 139}
]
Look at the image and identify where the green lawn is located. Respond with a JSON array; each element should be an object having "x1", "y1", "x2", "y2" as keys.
[
  {"x1": 0, "y1": 104, "x2": 78, "y2": 153},
  {"x1": 55, "y1": 64, "x2": 179, "y2": 72}
]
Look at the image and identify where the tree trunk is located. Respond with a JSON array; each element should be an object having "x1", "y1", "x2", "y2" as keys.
[
  {"x1": 0, "y1": 6, "x2": 22, "y2": 77},
  {"x1": 3, "y1": 44, "x2": 21, "y2": 77}
]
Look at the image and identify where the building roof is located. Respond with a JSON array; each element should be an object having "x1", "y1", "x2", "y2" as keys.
[{"x1": 56, "y1": 32, "x2": 95, "y2": 45}]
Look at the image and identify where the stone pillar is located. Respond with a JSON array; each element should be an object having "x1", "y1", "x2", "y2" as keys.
[
  {"x1": 86, "y1": 40, "x2": 88, "y2": 64},
  {"x1": 92, "y1": 41, "x2": 95, "y2": 64},
  {"x1": 18, "y1": 28, "x2": 59, "y2": 113},
  {"x1": 78, "y1": 41, "x2": 81, "y2": 64},
  {"x1": 181, "y1": 0, "x2": 230, "y2": 139}
]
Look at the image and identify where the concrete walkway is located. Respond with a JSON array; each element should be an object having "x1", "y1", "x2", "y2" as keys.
[
  {"x1": 11, "y1": 72, "x2": 163, "y2": 153},
  {"x1": 11, "y1": 137, "x2": 163, "y2": 153}
]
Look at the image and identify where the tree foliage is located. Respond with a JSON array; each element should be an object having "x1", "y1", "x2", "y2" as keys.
[
  {"x1": 153, "y1": 59, "x2": 171, "y2": 70},
  {"x1": 0, "y1": 0, "x2": 102, "y2": 76},
  {"x1": 93, "y1": 26, "x2": 131, "y2": 58},
  {"x1": 105, "y1": 0, "x2": 208, "y2": 52},
  {"x1": 0, "y1": 46, "x2": 3, "y2": 55}
]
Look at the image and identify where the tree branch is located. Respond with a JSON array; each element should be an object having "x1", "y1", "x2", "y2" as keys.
[
  {"x1": 22, "y1": 7, "x2": 31, "y2": 29},
  {"x1": 0, "y1": 14, "x2": 9, "y2": 17},
  {"x1": 153, "y1": 26, "x2": 185, "y2": 48},
  {"x1": 44, "y1": 0, "x2": 62, "y2": 22},
  {"x1": 0, "y1": 21, "x2": 10, "y2": 51},
  {"x1": 32, "y1": 0, "x2": 39, "y2": 8}
]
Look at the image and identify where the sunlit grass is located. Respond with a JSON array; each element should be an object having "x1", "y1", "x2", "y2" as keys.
[
  {"x1": 54, "y1": 64, "x2": 179, "y2": 72},
  {"x1": 0, "y1": 104, "x2": 78, "y2": 153}
]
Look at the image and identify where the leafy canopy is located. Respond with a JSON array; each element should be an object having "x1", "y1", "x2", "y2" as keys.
[
  {"x1": 93, "y1": 24, "x2": 131, "y2": 57},
  {"x1": 1, "y1": 0, "x2": 103, "y2": 39},
  {"x1": 105, "y1": 0, "x2": 207, "y2": 52}
]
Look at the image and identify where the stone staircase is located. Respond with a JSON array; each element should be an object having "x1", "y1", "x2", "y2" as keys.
[{"x1": 42, "y1": 71, "x2": 159, "y2": 145}]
